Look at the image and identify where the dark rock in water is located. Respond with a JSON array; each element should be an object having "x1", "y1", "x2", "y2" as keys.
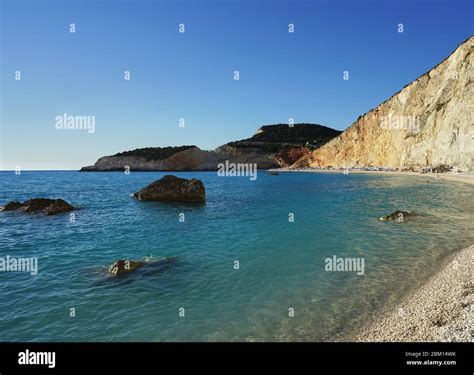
[
  {"x1": 133, "y1": 175, "x2": 205, "y2": 202},
  {"x1": 107, "y1": 256, "x2": 178, "y2": 277},
  {"x1": 268, "y1": 172, "x2": 279, "y2": 176},
  {"x1": 22, "y1": 198, "x2": 54, "y2": 213},
  {"x1": 1, "y1": 198, "x2": 75, "y2": 215},
  {"x1": 1, "y1": 201, "x2": 22, "y2": 211},
  {"x1": 379, "y1": 210, "x2": 416, "y2": 222},
  {"x1": 44, "y1": 199, "x2": 75, "y2": 215},
  {"x1": 108, "y1": 260, "x2": 146, "y2": 276}
]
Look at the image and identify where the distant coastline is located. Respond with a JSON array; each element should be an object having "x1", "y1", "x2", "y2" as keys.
[{"x1": 79, "y1": 124, "x2": 341, "y2": 172}]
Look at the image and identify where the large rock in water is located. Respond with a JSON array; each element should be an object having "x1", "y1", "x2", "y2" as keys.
[
  {"x1": 43, "y1": 199, "x2": 76, "y2": 215},
  {"x1": 23, "y1": 198, "x2": 57, "y2": 213},
  {"x1": 1, "y1": 198, "x2": 75, "y2": 215},
  {"x1": 133, "y1": 175, "x2": 205, "y2": 202}
]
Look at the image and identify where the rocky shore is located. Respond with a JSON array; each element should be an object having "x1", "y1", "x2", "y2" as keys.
[{"x1": 353, "y1": 245, "x2": 473, "y2": 342}]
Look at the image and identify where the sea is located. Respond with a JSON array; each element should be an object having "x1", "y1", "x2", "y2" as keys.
[{"x1": 0, "y1": 171, "x2": 473, "y2": 341}]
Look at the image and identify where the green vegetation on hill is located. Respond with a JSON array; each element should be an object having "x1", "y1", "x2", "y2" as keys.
[
  {"x1": 227, "y1": 123, "x2": 341, "y2": 152},
  {"x1": 114, "y1": 146, "x2": 196, "y2": 161}
]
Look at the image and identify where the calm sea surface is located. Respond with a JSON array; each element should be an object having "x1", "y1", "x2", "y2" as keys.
[{"x1": 0, "y1": 171, "x2": 473, "y2": 341}]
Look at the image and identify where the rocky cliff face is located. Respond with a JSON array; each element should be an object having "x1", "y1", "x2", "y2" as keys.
[
  {"x1": 80, "y1": 124, "x2": 340, "y2": 171},
  {"x1": 293, "y1": 36, "x2": 474, "y2": 171}
]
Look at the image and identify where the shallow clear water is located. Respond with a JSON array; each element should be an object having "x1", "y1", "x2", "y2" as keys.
[{"x1": 0, "y1": 171, "x2": 473, "y2": 341}]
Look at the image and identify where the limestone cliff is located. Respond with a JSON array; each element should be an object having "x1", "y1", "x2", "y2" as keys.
[{"x1": 293, "y1": 36, "x2": 474, "y2": 171}]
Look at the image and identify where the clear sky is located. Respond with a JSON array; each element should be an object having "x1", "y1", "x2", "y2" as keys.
[{"x1": 1, "y1": 0, "x2": 473, "y2": 170}]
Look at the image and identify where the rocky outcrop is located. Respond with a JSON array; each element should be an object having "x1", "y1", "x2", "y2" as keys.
[
  {"x1": 133, "y1": 175, "x2": 205, "y2": 202},
  {"x1": 1, "y1": 198, "x2": 75, "y2": 215},
  {"x1": 214, "y1": 144, "x2": 278, "y2": 169},
  {"x1": 378, "y1": 210, "x2": 416, "y2": 222},
  {"x1": 292, "y1": 36, "x2": 474, "y2": 171},
  {"x1": 222, "y1": 123, "x2": 341, "y2": 168},
  {"x1": 108, "y1": 256, "x2": 179, "y2": 277},
  {"x1": 43, "y1": 199, "x2": 76, "y2": 215},
  {"x1": 80, "y1": 124, "x2": 341, "y2": 171},
  {"x1": 81, "y1": 146, "x2": 221, "y2": 171}
]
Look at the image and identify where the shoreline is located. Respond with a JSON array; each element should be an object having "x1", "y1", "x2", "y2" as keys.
[
  {"x1": 348, "y1": 244, "x2": 473, "y2": 342},
  {"x1": 270, "y1": 168, "x2": 474, "y2": 187},
  {"x1": 271, "y1": 166, "x2": 473, "y2": 342},
  {"x1": 3, "y1": 168, "x2": 474, "y2": 187},
  {"x1": 274, "y1": 167, "x2": 474, "y2": 342}
]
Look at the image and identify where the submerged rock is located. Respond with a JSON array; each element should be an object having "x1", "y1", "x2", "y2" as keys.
[
  {"x1": 108, "y1": 260, "x2": 146, "y2": 276},
  {"x1": 379, "y1": 210, "x2": 416, "y2": 222},
  {"x1": 1, "y1": 198, "x2": 75, "y2": 215},
  {"x1": 107, "y1": 256, "x2": 178, "y2": 277},
  {"x1": 133, "y1": 175, "x2": 205, "y2": 202}
]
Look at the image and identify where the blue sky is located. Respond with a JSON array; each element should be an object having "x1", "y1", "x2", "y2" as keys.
[{"x1": 1, "y1": 0, "x2": 473, "y2": 170}]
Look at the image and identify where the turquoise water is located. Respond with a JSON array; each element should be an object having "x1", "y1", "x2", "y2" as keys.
[{"x1": 0, "y1": 171, "x2": 473, "y2": 342}]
